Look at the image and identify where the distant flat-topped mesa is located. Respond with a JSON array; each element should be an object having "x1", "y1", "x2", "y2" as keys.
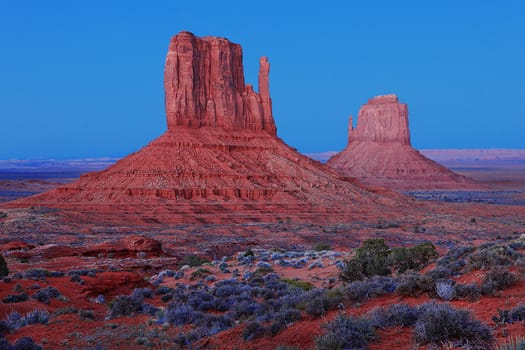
[
  {"x1": 4, "y1": 32, "x2": 402, "y2": 225},
  {"x1": 164, "y1": 31, "x2": 275, "y2": 134},
  {"x1": 328, "y1": 94, "x2": 478, "y2": 190}
]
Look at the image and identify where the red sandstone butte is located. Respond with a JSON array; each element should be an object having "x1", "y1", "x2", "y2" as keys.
[
  {"x1": 6, "y1": 32, "x2": 401, "y2": 224},
  {"x1": 327, "y1": 94, "x2": 478, "y2": 190}
]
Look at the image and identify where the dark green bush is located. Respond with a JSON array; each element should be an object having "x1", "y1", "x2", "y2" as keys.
[
  {"x1": 388, "y1": 242, "x2": 438, "y2": 274},
  {"x1": 313, "y1": 242, "x2": 331, "y2": 251},
  {"x1": 282, "y1": 278, "x2": 314, "y2": 291},
  {"x1": 182, "y1": 254, "x2": 210, "y2": 267},
  {"x1": 340, "y1": 240, "x2": 438, "y2": 282},
  {"x1": 0, "y1": 255, "x2": 8, "y2": 278}
]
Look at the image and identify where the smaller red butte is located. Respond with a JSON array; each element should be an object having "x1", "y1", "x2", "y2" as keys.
[{"x1": 328, "y1": 94, "x2": 477, "y2": 190}]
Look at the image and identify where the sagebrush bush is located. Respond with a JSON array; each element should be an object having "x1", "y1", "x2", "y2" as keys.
[
  {"x1": 32, "y1": 286, "x2": 61, "y2": 304},
  {"x1": 453, "y1": 283, "x2": 481, "y2": 301},
  {"x1": 395, "y1": 272, "x2": 434, "y2": 297},
  {"x1": 347, "y1": 276, "x2": 397, "y2": 302},
  {"x1": 315, "y1": 314, "x2": 376, "y2": 350},
  {"x1": 435, "y1": 281, "x2": 455, "y2": 301},
  {"x1": 242, "y1": 321, "x2": 265, "y2": 341},
  {"x1": 492, "y1": 304, "x2": 525, "y2": 325},
  {"x1": 369, "y1": 303, "x2": 418, "y2": 329},
  {"x1": 414, "y1": 302, "x2": 494, "y2": 348},
  {"x1": 481, "y1": 269, "x2": 517, "y2": 295}
]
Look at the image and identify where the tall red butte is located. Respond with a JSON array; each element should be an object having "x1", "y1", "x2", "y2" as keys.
[
  {"x1": 327, "y1": 94, "x2": 477, "y2": 190},
  {"x1": 7, "y1": 32, "x2": 398, "y2": 224}
]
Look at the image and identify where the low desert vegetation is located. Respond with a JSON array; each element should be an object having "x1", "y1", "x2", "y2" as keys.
[{"x1": 339, "y1": 239, "x2": 439, "y2": 282}]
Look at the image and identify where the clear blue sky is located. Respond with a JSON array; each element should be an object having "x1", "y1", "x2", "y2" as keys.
[{"x1": 1, "y1": 1, "x2": 524, "y2": 159}]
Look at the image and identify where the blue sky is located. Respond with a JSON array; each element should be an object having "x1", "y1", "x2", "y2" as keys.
[{"x1": 1, "y1": 1, "x2": 524, "y2": 159}]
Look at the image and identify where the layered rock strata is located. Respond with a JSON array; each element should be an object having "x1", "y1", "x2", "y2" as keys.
[{"x1": 6, "y1": 32, "x2": 399, "y2": 224}]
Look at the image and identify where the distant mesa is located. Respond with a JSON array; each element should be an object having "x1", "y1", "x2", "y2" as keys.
[
  {"x1": 5, "y1": 31, "x2": 398, "y2": 224},
  {"x1": 327, "y1": 94, "x2": 477, "y2": 190}
]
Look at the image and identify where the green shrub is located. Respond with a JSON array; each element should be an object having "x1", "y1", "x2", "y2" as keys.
[
  {"x1": 282, "y1": 278, "x2": 314, "y2": 291},
  {"x1": 340, "y1": 240, "x2": 438, "y2": 282},
  {"x1": 387, "y1": 242, "x2": 438, "y2": 274},
  {"x1": 243, "y1": 247, "x2": 254, "y2": 257},
  {"x1": 182, "y1": 254, "x2": 210, "y2": 267},
  {"x1": 190, "y1": 268, "x2": 211, "y2": 281},
  {"x1": 0, "y1": 254, "x2": 9, "y2": 278},
  {"x1": 313, "y1": 242, "x2": 331, "y2": 251}
]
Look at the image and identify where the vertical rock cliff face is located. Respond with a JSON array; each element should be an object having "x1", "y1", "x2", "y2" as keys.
[
  {"x1": 349, "y1": 94, "x2": 410, "y2": 145},
  {"x1": 6, "y1": 31, "x2": 395, "y2": 224},
  {"x1": 328, "y1": 94, "x2": 477, "y2": 190},
  {"x1": 164, "y1": 31, "x2": 276, "y2": 134}
]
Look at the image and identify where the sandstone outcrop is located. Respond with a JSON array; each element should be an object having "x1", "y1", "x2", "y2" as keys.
[
  {"x1": 328, "y1": 94, "x2": 477, "y2": 190},
  {"x1": 6, "y1": 32, "x2": 400, "y2": 224}
]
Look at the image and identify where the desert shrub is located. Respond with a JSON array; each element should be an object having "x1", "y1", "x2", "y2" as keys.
[
  {"x1": 274, "y1": 346, "x2": 300, "y2": 350},
  {"x1": 131, "y1": 287, "x2": 153, "y2": 299},
  {"x1": 5, "y1": 311, "x2": 26, "y2": 331},
  {"x1": 435, "y1": 281, "x2": 455, "y2": 301},
  {"x1": 453, "y1": 283, "x2": 481, "y2": 301},
  {"x1": 388, "y1": 242, "x2": 438, "y2": 274},
  {"x1": 315, "y1": 314, "x2": 376, "y2": 350},
  {"x1": 107, "y1": 291, "x2": 157, "y2": 319},
  {"x1": 11, "y1": 337, "x2": 43, "y2": 350},
  {"x1": 79, "y1": 309, "x2": 95, "y2": 320},
  {"x1": 414, "y1": 302, "x2": 494, "y2": 348},
  {"x1": 425, "y1": 266, "x2": 453, "y2": 281},
  {"x1": 182, "y1": 254, "x2": 210, "y2": 267},
  {"x1": 481, "y1": 269, "x2": 517, "y2": 295},
  {"x1": 190, "y1": 268, "x2": 211, "y2": 280},
  {"x1": 369, "y1": 303, "x2": 418, "y2": 329},
  {"x1": 355, "y1": 238, "x2": 391, "y2": 276},
  {"x1": 3, "y1": 292, "x2": 28, "y2": 303},
  {"x1": 0, "y1": 255, "x2": 8, "y2": 278},
  {"x1": 395, "y1": 272, "x2": 434, "y2": 297},
  {"x1": 282, "y1": 278, "x2": 314, "y2": 291},
  {"x1": 269, "y1": 309, "x2": 302, "y2": 336},
  {"x1": 492, "y1": 304, "x2": 525, "y2": 325},
  {"x1": 467, "y1": 247, "x2": 513, "y2": 271},
  {"x1": 304, "y1": 290, "x2": 334, "y2": 318},
  {"x1": 339, "y1": 258, "x2": 364, "y2": 282},
  {"x1": 53, "y1": 306, "x2": 78, "y2": 316},
  {"x1": 155, "y1": 286, "x2": 172, "y2": 295},
  {"x1": 346, "y1": 276, "x2": 397, "y2": 302},
  {"x1": 22, "y1": 309, "x2": 49, "y2": 325},
  {"x1": 313, "y1": 242, "x2": 331, "y2": 251},
  {"x1": 31, "y1": 286, "x2": 61, "y2": 304},
  {"x1": 498, "y1": 336, "x2": 525, "y2": 350},
  {"x1": 229, "y1": 299, "x2": 261, "y2": 319},
  {"x1": 242, "y1": 321, "x2": 266, "y2": 341},
  {"x1": 437, "y1": 245, "x2": 475, "y2": 269},
  {"x1": 23, "y1": 269, "x2": 50, "y2": 280},
  {"x1": 244, "y1": 247, "x2": 255, "y2": 257},
  {"x1": 165, "y1": 304, "x2": 198, "y2": 326}
]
